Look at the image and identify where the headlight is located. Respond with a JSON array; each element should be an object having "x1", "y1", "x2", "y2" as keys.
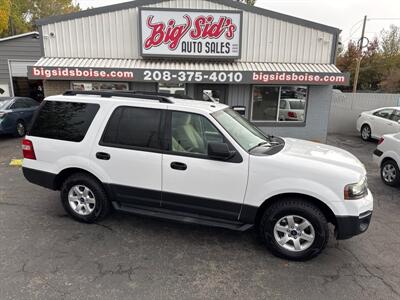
[{"x1": 344, "y1": 177, "x2": 368, "y2": 200}]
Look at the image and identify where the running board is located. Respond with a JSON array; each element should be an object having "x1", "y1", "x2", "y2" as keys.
[{"x1": 112, "y1": 202, "x2": 253, "y2": 232}]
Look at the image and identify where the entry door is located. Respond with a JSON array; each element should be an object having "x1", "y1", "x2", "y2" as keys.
[
  {"x1": 92, "y1": 105, "x2": 167, "y2": 208},
  {"x1": 161, "y1": 110, "x2": 249, "y2": 221},
  {"x1": 195, "y1": 84, "x2": 228, "y2": 104}
]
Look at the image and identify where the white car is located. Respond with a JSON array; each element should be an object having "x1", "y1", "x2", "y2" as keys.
[
  {"x1": 373, "y1": 133, "x2": 400, "y2": 186},
  {"x1": 22, "y1": 90, "x2": 373, "y2": 261},
  {"x1": 278, "y1": 98, "x2": 306, "y2": 121},
  {"x1": 357, "y1": 107, "x2": 400, "y2": 141}
]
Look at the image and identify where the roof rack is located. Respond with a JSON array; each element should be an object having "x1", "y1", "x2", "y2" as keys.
[{"x1": 63, "y1": 90, "x2": 174, "y2": 103}]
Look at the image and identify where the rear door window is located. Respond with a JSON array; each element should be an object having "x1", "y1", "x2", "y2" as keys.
[
  {"x1": 374, "y1": 109, "x2": 394, "y2": 119},
  {"x1": 390, "y1": 110, "x2": 400, "y2": 122},
  {"x1": 101, "y1": 106, "x2": 163, "y2": 150},
  {"x1": 29, "y1": 101, "x2": 99, "y2": 142}
]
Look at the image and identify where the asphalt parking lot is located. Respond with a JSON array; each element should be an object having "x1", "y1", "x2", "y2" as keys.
[{"x1": 0, "y1": 134, "x2": 399, "y2": 300}]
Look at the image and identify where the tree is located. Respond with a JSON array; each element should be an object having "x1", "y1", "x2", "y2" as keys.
[
  {"x1": 0, "y1": 0, "x2": 11, "y2": 35},
  {"x1": 0, "y1": 0, "x2": 80, "y2": 37},
  {"x1": 381, "y1": 25, "x2": 400, "y2": 57}
]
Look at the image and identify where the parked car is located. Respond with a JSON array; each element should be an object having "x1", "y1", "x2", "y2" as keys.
[
  {"x1": 357, "y1": 107, "x2": 400, "y2": 141},
  {"x1": 373, "y1": 133, "x2": 400, "y2": 186},
  {"x1": 0, "y1": 97, "x2": 40, "y2": 137},
  {"x1": 22, "y1": 91, "x2": 373, "y2": 261},
  {"x1": 278, "y1": 98, "x2": 306, "y2": 121}
]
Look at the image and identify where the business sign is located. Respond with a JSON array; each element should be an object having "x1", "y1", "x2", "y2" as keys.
[
  {"x1": 28, "y1": 66, "x2": 350, "y2": 86},
  {"x1": 139, "y1": 8, "x2": 242, "y2": 59}
]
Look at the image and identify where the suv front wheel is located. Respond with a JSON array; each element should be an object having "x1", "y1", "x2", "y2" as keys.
[
  {"x1": 259, "y1": 198, "x2": 329, "y2": 261},
  {"x1": 60, "y1": 173, "x2": 111, "y2": 223}
]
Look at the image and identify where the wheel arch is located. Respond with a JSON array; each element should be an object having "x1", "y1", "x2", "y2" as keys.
[
  {"x1": 55, "y1": 168, "x2": 104, "y2": 191},
  {"x1": 253, "y1": 193, "x2": 337, "y2": 227}
]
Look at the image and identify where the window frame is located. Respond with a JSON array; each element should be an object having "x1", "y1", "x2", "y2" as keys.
[
  {"x1": 70, "y1": 81, "x2": 129, "y2": 91},
  {"x1": 99, "y1": 106, "x2": 167, "y2": 153},
  {"x1": 99, "y1": 106, "x2": 243, "y2": 163},
  {"x1": 249, "y1": 85, "x2": 309, "y2": 127}
]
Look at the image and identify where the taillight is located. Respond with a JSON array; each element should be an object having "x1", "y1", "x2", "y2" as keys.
[
  {"x1": 378, "y1": 137, "x2": 384, "y2": 145},
  {"x1": 22, "y1": 139, "x2": 36, "y2": 160},
  {"x1": 288, "y1": 111, "x2": 297, "y2": 118}
]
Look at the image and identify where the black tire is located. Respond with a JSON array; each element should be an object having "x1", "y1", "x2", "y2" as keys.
[
  {"x1": 60, "y1": 173, "x2": 111, "y2": 223},
  {"x1": 381, "y1": 159, "x2": 400, "y2": 187},
  {"x1": 14, "y1": 120, "x2": 26, "y2": 137},
  {"x1": 361, "y1": 124, "x2": 371, "y2": 141},
  {"x1": 259, "y1": 198, "x2": 329, "y2": 261}
]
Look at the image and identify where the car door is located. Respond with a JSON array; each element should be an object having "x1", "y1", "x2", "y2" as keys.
[
  {"x1": 92, "y1": 104, "x2": 167, "y2": 208},
  {"x1": 372, "y1": 109, "x2": 394, "y2": 138},
  {"x1": 161, "y1": 110, "x2": 249, "y2": 221}
]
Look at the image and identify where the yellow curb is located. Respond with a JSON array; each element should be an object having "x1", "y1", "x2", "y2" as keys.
[{"x1": 9, "y1": 159, "x2": 23, "y2": 167}]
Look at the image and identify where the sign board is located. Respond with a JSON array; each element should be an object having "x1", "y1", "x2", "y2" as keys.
[
  {"x1": 139, "y1": 8, "x2": 242, "y2": 59},
  {"x1": 28, "y1": 66, "x2": 350, "y2": 86}
]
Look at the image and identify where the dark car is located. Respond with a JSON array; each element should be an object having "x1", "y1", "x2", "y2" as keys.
[{"x1": 0, "y1": 97, "x2": 40, "y2": 137}]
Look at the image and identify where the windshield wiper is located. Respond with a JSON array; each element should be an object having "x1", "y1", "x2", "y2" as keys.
[{"x1": 249, "y1": 141, "x2": 271, "y2": 151}]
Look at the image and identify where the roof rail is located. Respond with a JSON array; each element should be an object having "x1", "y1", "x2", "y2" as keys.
[{"x1": 63, "y1": 90, "x2": 174, "y2": 103}]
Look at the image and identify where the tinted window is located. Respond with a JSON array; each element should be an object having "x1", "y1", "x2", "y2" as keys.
[
  {"x1": 10, "y1": 99, "x2": 28, "y2": 109},
  {"x1": 102, "y1": 107, "x2": 163, "y2": 150},
  {"x1": 22, "y1": 98, "x2": 39, "y2": 108},
  {"x1": 171, "y1": 111, "x2": 224, "y2": 155},
  {"x1": 29, "y1": 101, "x2": 99, "y2": 142},
  {"x1": 374, "y1": 109, "x2": 393, "y2": 119}
]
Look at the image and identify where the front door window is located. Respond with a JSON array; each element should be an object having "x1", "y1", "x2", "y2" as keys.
[{"x1": 171, "y1": 111, "x2": 224, "y2": 155}]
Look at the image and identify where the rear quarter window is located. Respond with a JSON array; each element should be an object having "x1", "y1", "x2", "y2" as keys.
[{"x1": 29, "y1": 101, "x2": 99, "y2": 142}]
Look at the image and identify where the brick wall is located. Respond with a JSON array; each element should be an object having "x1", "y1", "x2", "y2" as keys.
[{"x1": 43, "y1": 80, "x2": 70, "y2": 97}]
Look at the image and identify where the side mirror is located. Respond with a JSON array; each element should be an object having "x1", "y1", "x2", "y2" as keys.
[{"x1": 208, "y1": 142, "x2": 234, "y2": 160}]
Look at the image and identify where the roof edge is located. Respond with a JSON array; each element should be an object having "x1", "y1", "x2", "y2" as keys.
[
  {"x1": 0, "y1": 31, "x2": 39, "y2": 42},
  {"x1": 36, "y1": 0, "x2": 341, "y2": 35}
]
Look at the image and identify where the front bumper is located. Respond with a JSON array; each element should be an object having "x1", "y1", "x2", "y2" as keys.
[{"x1": 335, "y1": 210, "x2": 372, "y2": 240}]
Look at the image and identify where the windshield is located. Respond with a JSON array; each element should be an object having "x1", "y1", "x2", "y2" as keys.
[
  {"x1": 212, "y1": 108, "x2": 269, "y2": 151},
  {"x1": 0, "y1": 98, "x2": 12, "y2": 110},
  {"x1": 289, "y1": 100, "x2": 305, "y2": 110}
]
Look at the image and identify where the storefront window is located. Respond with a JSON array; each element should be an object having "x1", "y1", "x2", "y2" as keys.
[
  {"x1": 251, "y1": 86, "x2": 308, "y2": 122},
  {"x1": 158, "y1": 83, "x2": 186, "y2": 96},
  {"x1": 71, "y1": 82, "x2": 129, "y2": 91}
]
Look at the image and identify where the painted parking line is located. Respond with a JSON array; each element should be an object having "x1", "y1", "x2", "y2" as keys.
[{"x1": 9, "y1": 159, "x2": 23, "y2": 167}]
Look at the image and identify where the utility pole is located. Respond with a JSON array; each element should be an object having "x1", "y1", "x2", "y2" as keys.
[{"x1": 352, "y1": 16, "x2": 367, "y2": 93}]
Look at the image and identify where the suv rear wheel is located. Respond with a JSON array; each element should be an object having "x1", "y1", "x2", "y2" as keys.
[
  {"x1": 259, "y1": 198, "x2": 329, "y2": 261},
  {"x1": 381, "y1": 159, "x2": 400, "y2": 187},
  {"x1": 60, "y1": 173, "x2": 111, "y2": 223}
]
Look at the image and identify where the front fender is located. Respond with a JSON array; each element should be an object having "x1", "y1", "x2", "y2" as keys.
[{"x1": 244, "y1": 177, "x2": 344, "y2": 215}]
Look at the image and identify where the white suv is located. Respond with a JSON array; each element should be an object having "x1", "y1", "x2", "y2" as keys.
[{"x1": 22, "y1": 91, "x2": 373, "y2": 261}]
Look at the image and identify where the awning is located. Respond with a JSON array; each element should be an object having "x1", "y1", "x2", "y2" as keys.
[{"x1": 29, "y1": 57, "x2": 349, "y2": 86}]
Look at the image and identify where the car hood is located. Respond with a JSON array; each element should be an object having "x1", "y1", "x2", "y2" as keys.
[{"x1": 281, "y1": 138, "x2": 366, "y2": 175}]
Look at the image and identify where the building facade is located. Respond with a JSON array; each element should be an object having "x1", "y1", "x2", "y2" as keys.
[
  {"x1": 28, "y1": 0, "x2": 348, "y2": 141},
  {"x1": 0, "y1": 32, "x2": 42, "y2": 99}
]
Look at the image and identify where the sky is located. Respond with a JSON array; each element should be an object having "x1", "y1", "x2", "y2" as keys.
[{"x1": 77, "y1": 0, "x2": 400, "y2": 45}]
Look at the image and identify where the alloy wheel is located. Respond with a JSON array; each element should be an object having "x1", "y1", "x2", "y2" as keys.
[
  {"x1": 382, "y1": 164, "x2": 397, "y2": 183},
  {"x1": 68, "y1": 185, "x2": 96, "y2": 216},
  {"x1": 273, "y1": 215, "x2": 315, "y2": 252}
]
